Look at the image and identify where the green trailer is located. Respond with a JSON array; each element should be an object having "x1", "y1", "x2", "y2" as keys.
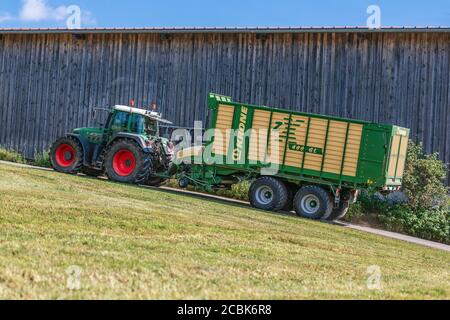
[{"x1": 175, "y1": 93, "x2": 410, "y2": 221}]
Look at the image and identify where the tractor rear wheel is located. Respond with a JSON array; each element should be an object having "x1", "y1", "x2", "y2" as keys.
[
  {"x1": 50, "y1": 136, "x2": 84, "y2": 174},
  {"x1": 104, "y1": 139, "x2": 152, "y2": 184},
  {"x1": 293, "y1": 185, "x2": 333, "y2": 220},
  {"x1": 249, "y1": 177, "x2": 288, "y2": 211}
]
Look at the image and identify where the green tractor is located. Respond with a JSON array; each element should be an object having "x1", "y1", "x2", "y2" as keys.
[{"x1": 50, "y1": 105, "x2": 174, "y2": 185}]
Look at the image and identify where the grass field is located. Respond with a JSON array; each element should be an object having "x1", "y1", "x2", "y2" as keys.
[{"x1": 0, "y1": 163, "x2": 449, "y2": 299}]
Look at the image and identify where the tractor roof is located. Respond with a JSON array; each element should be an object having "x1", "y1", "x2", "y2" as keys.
[{"x1": 113, "y1": 105, "x2": 172, "y2": 124}]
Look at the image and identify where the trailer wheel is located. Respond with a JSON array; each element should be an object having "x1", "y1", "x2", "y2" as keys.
[
  {"x1": 249, "y1": 177, "x2": 288, "y2": 211},
  {"x1": 294, "y1": 185, "x2": 333, "y2": 220},
  {"x1": 327, "y1": 201, "x2": 350, "y2": 221},
  {"x1": 50, "y1": 136, "x2": 84, "y2": 174},
  {"x1": 104, "y1": 139, "x2": 152, "y2": 184}
]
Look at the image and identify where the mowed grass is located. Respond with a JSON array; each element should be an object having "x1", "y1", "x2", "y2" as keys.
[{"x1": 0, "y1": 163, "x2": 449, "y2": 300}]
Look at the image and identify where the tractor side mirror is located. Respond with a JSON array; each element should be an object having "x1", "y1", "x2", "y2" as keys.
[
  {"x1": 91, "y1": 107, "x2": 110, "y2": 127},
  {"x1": 91, "y1": 109, "x2": 103, "y2": 126}
]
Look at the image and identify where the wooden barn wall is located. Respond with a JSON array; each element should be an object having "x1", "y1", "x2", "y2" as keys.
[{"x1": 0, "y1": 32, "x2": 449, "y2": 181}]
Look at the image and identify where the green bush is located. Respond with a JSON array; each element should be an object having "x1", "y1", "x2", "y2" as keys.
[
  {"x1": 345, "y1": 140, "x2": 450, "y2": 244},
  {"x1": 216, "y1": 181, "x2": 250, "y2": 201},
  {"x1": 378, "y1": 205, "x2": 449, "y2": 243},
  {"x1": 402, "y1": 141, "x2": 448, "y2": 209},
  {"x1": 344, "y1": 202, "x2": 365, "y2": 221},
  {"x1": 0, "y1": 147, "x2": 53, "y2": 168},
  {"x1": 347, "y1": 191, "x2": 449, "y2": 243},
  {"x1": 33, "y1": 150, "x2": 52, "y2": 168},
  {"x1": 0, "y1": 146, "x2": 26, "y2": 164}
]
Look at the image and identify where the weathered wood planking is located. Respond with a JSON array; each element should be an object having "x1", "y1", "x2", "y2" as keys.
[{"x1": 0, "y1": 32, "x2": 449, "y2": 183}]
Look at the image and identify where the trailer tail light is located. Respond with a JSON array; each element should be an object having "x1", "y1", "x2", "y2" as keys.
[{"x1": 334, "y1": 188, "x2": 341, "y2": 205}]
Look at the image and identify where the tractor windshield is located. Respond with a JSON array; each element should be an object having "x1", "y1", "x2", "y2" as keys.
[{"x1": 131, "y1": 114, "x2": 158, "y2": 136}]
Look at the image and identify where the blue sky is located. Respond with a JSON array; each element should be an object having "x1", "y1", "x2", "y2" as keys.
[{"x1": 0, "y1": 0, "x2": 449, "y2": 28}]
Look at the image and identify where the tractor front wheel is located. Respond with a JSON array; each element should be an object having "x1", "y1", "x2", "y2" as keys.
[
  {"x1": 50, "y1": 136, "x2": 84, "y2": 174},
  {"x1": 104, "y1": 139, "x2": 151, "y2": 184}
]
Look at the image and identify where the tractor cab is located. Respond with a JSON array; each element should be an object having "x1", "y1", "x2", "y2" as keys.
[{"x1": 106, "y1": 105, "x2": 172, "y2": 138}]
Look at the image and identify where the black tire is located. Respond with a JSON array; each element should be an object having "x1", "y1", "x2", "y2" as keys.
[
  {"x1": 282, "y1": 182, "x2": 298, "y2": 212},
  {"x1": 104, "y1": 139, "x2": 152, "y2": 184},
  {"x1": 249, "y1": 177, "x2": 288, "y2": 211},
  {"x1": 327, "y1": 201, "x2": 350, "y2": 221},
  {"x1": 50, "y1": 136, "x2": 84, "y2": 174},
  {"x1": 294, "y1": 185, "x2": 333, "y2": 220}
]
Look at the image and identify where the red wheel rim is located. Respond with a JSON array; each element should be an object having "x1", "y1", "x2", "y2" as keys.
[
  {"x1": 112, "y1": 149, "x2": 136, "y2": 177},
  {"x1": 55, "y1": 144, "x2": 76, "y2": 167}
]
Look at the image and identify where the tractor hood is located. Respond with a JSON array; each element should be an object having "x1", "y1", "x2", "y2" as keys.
[
  {"x1": 71, "y1": 127, "x2": 106, "y2": 143},
  {"x1": 73, "y1": 127, "x2": 104, "y2": 135}
]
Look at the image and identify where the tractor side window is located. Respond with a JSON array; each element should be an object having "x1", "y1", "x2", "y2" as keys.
[
  {"x1": 144, "y1": 117, "x2": 158, "y2": 136},
  {"x1": 111, "y1": 112, "x2": 130, "y2": 131},
  {"x1": 130, "y1": 114, "x2": 145, "y2": 134}
]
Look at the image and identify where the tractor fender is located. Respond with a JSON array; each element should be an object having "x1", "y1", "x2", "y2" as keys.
[
  {"x1": 108, "y1": 133, "x2": 154, "y2": 154},
  {"x1": 66, "y1": 133, "x2": 91, "y2": 166}
]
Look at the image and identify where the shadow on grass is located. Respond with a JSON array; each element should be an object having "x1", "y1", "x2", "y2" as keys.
[
  {"x1": 1, "y1": 160, "x2": 326, "y2": 223},
  {"x1": 76, "y1": 171, "x2": 300, "y2": 221}
]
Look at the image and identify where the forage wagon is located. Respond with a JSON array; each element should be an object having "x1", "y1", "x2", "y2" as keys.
[{"x1": 174, "y1": 93, "x2": 410, "y2": 221}]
